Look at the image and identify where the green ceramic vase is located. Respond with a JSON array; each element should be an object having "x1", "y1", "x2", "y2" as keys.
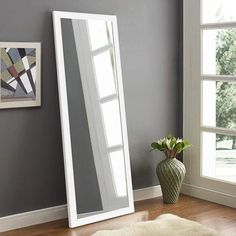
[{"x1": 156, "y1": 157, "x2": 186, "y2": 203}]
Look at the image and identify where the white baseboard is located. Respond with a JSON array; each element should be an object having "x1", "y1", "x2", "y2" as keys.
[
  {"x1": 133, "y1": 185, "x2": 162, "y2": 201},
  {"x1": 0, "y1": 186, "x2": 162, "y2": 233},
  {"x1": 181, "y1": 183, "x2": 236, "y2": 208},
  {"x1": 5, "y1": 184, "x2": 235, "y2": 233},
  {"x1": 0, "y1": 204, "x2": 67, "y2": 233}
]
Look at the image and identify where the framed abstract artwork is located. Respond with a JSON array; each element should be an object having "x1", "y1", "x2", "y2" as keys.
[{"x1": 0, "y1": 42, "x2": 41, "y2": 109}]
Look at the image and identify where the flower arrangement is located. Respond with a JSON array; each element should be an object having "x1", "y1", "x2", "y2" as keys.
[{"x1": 151, "y1": 134, "x2": 191, "y2": 158}]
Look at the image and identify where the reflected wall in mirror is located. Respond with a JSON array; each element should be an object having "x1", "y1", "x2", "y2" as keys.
[{"x1": 53, "y1": 11, "x2": 134, "y2": 228}]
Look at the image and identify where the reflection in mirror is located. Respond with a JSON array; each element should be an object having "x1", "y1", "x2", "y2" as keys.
[
  {"x1": 53, "y1": 12, "x2": 134, "y2": 228},
  {"x1": 94, "y1": 50, "x2": 116, "y2": 98},
  {"x1": 101, "y1": 99, "x2": 123, "y2": 147}
]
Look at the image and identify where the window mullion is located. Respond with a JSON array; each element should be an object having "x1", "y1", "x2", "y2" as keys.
[
  {"x1": 92, "y1": 44, "x2": 113, "y2": 56},
  {"x1": 201, "y1": 75, "x2": 236, "y2": 82},
  {"x1": 100, "y1": 94, "x2": 118, "y2": 104},
  {"x1": 201, "y1": 22, "x2": 236, "y2": 30},
  {"x1": 107, "y1": 144, "x2": 123, "y2": 153},
  {"x1": 201, "y1": 126, "x2": 236, "y2": 136}
]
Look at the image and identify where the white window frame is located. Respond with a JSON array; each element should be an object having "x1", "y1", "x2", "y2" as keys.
[{"x1": 183, "y1": 0, "x2": 236, "y2": 208}]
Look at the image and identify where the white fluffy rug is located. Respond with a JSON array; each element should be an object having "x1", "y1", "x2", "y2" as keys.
[{"x1": 92, "y1": 214, "x2": 219, "y2": 236}]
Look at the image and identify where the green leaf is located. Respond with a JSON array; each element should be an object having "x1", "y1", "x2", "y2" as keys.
[
  {"x1": 165, "y1": 139, "x2": 172, "y2": 150},
  {"x1": 151, "y1": 135, "x2": 191, "y2": 155},
  {"x1": 151, "y1": 142, "x2": 160, "y2": 150},
  {"x1": 175, "y1": 142, "x2": 183, "y2": 153},
  {"x1": 170, "y1": 137, "x2": 177, "y2": 149},
  {"x1": 182, "y1": 143, "x2": 191, "y2": 151}
]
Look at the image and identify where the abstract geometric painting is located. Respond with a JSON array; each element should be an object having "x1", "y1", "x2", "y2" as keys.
[{"x1": 0, "y1": 42, "x2": 41, "y2": 109}]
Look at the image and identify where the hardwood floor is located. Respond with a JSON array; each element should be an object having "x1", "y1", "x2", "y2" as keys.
[
  {"x1": 136, "y1": 194, "x2": 236, "y2": 235},
  {"x1": 1, "y1": 194, "x2": 236, "y2": 236}
]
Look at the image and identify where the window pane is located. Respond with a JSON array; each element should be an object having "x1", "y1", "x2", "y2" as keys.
[
  {"x1": 101, "y1": 99, "x2": 122, "y2": 147},
  {"x1": 93, "y1": 50, "x2": 116, "y2": 98},
  {"x1": 202, "y1": 0, "x2": 236, "y2": 24},
  {"x1": 202, "y1": 80, "x2": 236, "y2": 129},
  {"x1": 87, "y1": 20, "x2": 113, "y2": 51},
  {"x1": 202, "y1": 132, "x2": 236, "y2": 183},
  {"x1": 109, "y1": 150, "x2": 127, "y2": 197},
  {"x1": 202, "y1": 28, "x2": 236, "y2": 75}
]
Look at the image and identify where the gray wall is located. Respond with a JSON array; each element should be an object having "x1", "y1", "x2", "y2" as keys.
[{"x1": 0, "y1": 0, "x2": 180, "y2": 217}]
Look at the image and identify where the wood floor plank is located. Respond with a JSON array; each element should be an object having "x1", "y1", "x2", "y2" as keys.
[{"x1": 1, "y1": 194, "x2": 236, "y2": 236}]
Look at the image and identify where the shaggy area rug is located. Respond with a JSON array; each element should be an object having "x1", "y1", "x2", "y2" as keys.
[{"x1": 92, "y1": 214, "x2": 219, "y2": 236}]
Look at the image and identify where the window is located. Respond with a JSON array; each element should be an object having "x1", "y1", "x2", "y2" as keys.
[
  {"x1": 184, "y1": 0, "x2": 236, "y2": 186},
  {"x1": 200, "y1": 0, "x2": 236, "y2": 183}
]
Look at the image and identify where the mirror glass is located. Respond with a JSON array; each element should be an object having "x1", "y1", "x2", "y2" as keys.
[{"x1": 53, "y1": 12, "x2": 134, "y2": 227}]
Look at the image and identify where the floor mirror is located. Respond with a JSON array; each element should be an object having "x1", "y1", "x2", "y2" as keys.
[{"x1": 53, "y1": 11, "x2": 134, "y2": 227}]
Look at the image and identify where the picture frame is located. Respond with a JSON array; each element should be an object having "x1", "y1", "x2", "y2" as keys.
[{"x1": 0, "y1": 42, "x2": 41, "y2": 109}]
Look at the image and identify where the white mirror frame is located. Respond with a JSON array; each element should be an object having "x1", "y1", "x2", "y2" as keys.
[{"x1": 53, "y1": 11, "x2": 134, "y2": 228}]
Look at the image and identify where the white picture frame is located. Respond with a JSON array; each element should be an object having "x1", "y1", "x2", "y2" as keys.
[
  {"x1": 0, "y1": 42, "x2": 41, "y2": 109},
  {"x1": 53, "y1": 11, "x2": 134, "y2": 228}
]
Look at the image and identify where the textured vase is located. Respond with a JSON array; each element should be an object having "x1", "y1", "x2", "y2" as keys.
[{"x1": 156, "y1": 158, "x2": 186, "y2": 203}]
